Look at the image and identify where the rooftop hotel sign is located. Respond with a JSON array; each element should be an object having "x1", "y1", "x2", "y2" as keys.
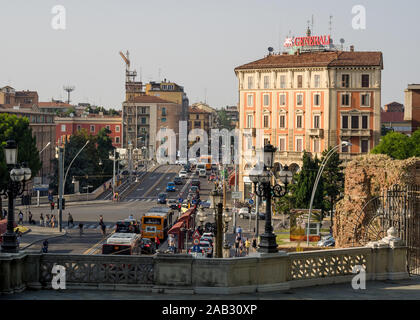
[{"x1": 284, "y1": 35, "x2": 331, "y2": 48}]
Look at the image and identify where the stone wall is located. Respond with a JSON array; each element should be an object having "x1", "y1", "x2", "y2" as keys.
[{"x1": 333, "y1": 154, "x2": 420, "y2": 248}]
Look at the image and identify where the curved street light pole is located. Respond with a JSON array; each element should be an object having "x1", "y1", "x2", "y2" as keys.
[
  {"x1": 306, "y1": 142, "x2": 351, "y2": 246},
  {"x1": 63, "y1": 140, "x2": 90, "y2": 195}
]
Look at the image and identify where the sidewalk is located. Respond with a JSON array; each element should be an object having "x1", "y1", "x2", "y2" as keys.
[
  {"x1": 15, "y1": 199, "x2": 111, "y2": 210},
  {"x1": 18, "y1": 225, "x2": 66, "y2": 250}
]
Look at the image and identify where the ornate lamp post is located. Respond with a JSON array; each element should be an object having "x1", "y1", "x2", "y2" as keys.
[
  {"x1": 210, "y1": 187, "x2": 223, "y2": 258},
  {"x1": 223, "y1": 209, "x2": 232, "y2": 258},
  {"x1": 1, "y1": 140, "x2": 32, "y2": 253},
  {"x1": 249, "y1": 144, "x2": 291, "y2": 254}
]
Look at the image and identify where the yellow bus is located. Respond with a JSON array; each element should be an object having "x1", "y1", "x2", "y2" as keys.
[{"x1": 141, "y1": 207, "x2": 175, "y2": 240}]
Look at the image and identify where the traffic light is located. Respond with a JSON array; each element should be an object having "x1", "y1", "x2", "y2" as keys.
[
  {"x1": 50, "y1": 202, "x2": 55, "y2": 210},
  {"x1": 62, "y1": 198, "x2": 66, "y2": 210}
]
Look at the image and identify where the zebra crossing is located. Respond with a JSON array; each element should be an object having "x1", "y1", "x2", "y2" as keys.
[
  {"x1": 64, "y1": 223, "x2": 116, "y2": 231},
  {"x1": 124, "y1": 198, "x2": 155, "y2": 203}
]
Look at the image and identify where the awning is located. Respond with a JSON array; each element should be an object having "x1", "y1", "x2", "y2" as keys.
[
  {"x1": 179, "y1": 208, "x2": 194, "y2": 222},
  {"x1": 168, "y1": 221, "x2": 185, "y2": 235},
  {"x1": 229, "y1": 173, "x2": 236, "y2": 186}
]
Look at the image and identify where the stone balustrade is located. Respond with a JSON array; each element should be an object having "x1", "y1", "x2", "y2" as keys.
[{"x1": 0, "y1": 239, "x2": 409, "y2": 295}]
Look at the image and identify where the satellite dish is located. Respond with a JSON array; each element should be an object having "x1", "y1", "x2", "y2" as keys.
[
  {"x1": 268, "y1": 47, "x2": 274, "y2": 53},
  {"x1": 340, "y1": 38, "x2": 345, "y2": 44}
]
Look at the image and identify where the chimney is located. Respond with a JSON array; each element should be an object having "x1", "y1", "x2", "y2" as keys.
[{"x1": 350, "y1": 45, "x2": 355, "y2": 52}]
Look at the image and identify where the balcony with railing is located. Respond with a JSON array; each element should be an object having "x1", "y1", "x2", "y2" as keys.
[
  {"x1": 340, "y1": 129, "x2": 371, "y2": 137},
  {"x1": 308, "y1": 128, "x2": 324, "y2": 138}
]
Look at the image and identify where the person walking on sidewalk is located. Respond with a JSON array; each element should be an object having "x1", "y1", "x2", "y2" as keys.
[
  {"x1": 68, "y1": 213, "x2": 74, "y2": 228},
  {"x1": 79, "y1": 223, "x2": 84, "y2": 237},
  {"x1": 245, "y1": 238, "x2": 250, "y2": 255},
  {"x1": 51, "y1": 215, "x2": 56, "y2": 228},
  {"x1": 39, "y1": 213, "x2": 44, "y2": 227},
  {"x1": 99, "y1": 215, "x2": 106, "y2": 237},
  {"x1": 18, "y1": 211, "x2": 24, "y2": 225},
  {"x1": 234, "y1": 236, "x2": 240, "y2": 257},
  {"x1": 252, "y1": 236, "x2": 257, "y2": 252},
  {"x1": 28, "y1": 211, "x2": 33, "y2": 225},
  {"x1": 45, "y1": 214, "x2": 50, "y2": 227},
  {"x1": 42, "y1": 239, "x2": 49, "y2": 253}
]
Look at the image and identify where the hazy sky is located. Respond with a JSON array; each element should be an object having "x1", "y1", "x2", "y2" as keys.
[{"x1": 0, "y1": 0, "x2": 419, "y2": 109}]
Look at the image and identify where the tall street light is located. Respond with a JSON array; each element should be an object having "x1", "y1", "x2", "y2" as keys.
[
  {"x1": 306, "y1": 141, "x2": 352, "y2": 246},
  {"x1": 1, "y1": 140, "x2": 32, "y2": 253},
  {"x1": 210, "y1": 187, "x2": 223, "y2": 258},
  {"x1": 223, "y1": 209, "x2": 232, "y2": 258},
  {"x1": 249, "y1": 144, "x2": 292, "y2": 254}
]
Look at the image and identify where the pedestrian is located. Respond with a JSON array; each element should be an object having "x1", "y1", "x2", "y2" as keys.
[
  {"x1": 245, "y1": 238, "x2": 250, "y2": 255},
  {"x1": 50, "y1": 201, "x2": 55, "y2": 212},
  {"x1": 51, "y1": 215, "x2": 56, "y2": 228},
  {"x1": 18, "y1": 211, "x2": 24, "y2": 225},
  {"x1": 79, "y1": 223, "x2": 84, "y2": 236},
  {"x1": 236, "y1": 225, "x2": 242, "y2": 238},
  {"x1": 68, "y1": 213, "x2": 74, "y2": 228},
  {"x1": 155, "y1": 236, "x2": 160, "y2": 249},
  {"x1": 45, "y1": 214, "x2": 50, "y2": 227},
  {"x1": 15, "y1": 227, "x2": 22, "y2": 246},
  {"x1": 28, "y1": 211, "x2": 33, "y2": 225},
  {"x1": 101, "y1": 223, "x2": 106, "y2": 237},
  {"x1": 103, "y1": 183, "x2": 106, "y2": 192},
  {"x1": 128, "y1": 214, "x2": 134, "y2": 220},
  {"x1": 234, "y1": 237, "x2": 240, "y2": 257},
  {"x1": 39, "y1": 213, "x2": 44, "y2": 227},
  {"x1": 42, "y1": 239, "x2": 48, "y2": 253},
  {"x1": 252, "y1": 237, "x2": 257, "y2": 252}
]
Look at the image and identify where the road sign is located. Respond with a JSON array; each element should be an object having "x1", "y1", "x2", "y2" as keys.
[
  {"x1": 192, "y1": 245, "x2": 201, "y2": 252},
  {"x1": 248, "y1": 199, "x2": 254, "y2": 205},
  {"x1": 193, "y1": 238, "x2": 200, "y2": 246},
  {"x1": 232, "y1": 191, "x2": 242, "y2": 200},
  {"x1": 179, "y1": 198, "x2": 183, "y2": 203},
  {"x1": 33, "y1": 184, "x2": 49, "y2": 191},
  {"x1": 192, "y1": 229, "x2": 201, "y2": 240}
]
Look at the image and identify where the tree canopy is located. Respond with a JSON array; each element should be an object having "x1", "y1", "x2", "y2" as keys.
[{"x1": 371, "y1": 129, "x2": 420, "y2": 159}]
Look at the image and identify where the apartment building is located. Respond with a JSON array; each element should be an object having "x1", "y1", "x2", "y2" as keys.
[
  {"x1": 55, "y1": 113, "x2": 122, "y2": 148},
  {"x1": 381, "y1": 102, "x2": 411, "y2": 135},
  {"x1": 122, "y1": 95, "x2": 182, "y2": 159},
  {"x1": 404, "y1": 84, "x2": 420, "y2": 134},
  {"x1": 234, "y1": 48, "x2": 383, "y2": 199}
]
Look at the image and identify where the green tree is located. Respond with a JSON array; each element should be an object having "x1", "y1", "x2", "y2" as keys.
[
  {"x1": 0, "y1": 113, "x2": 41, "y2": 211},
  {"x1": 217, "y1": 108, "x2": 234, "y2": 130},
  {"x1": 289, "y1": 151, "x2": 325, "y2": 213},
  {"x1": 321, "y1": 146, "x2": 345, "y2": 228},
  {"x1": 410, "y1": 129, "x2": 420, "y2": 157},
  {"x1": 371, "y1": 131, "x2": 412, "y2": 159},
  {"x1": 381, "y1": 125, "x2": 393, "y2": 137}
]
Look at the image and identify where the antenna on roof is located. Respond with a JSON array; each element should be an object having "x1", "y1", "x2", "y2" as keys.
[
  {"x1": 63, "y1": 85, "x2": 75, "y2": 104},
  {"x1": 340, "y1": 38, "x2": 345, "y2": 50},
  {"x1": 311, "y1": 15, "x2": 314, "y2": 34},
  {"x1": 329, "y1": 15, "x2": 333, "y2": 35}
]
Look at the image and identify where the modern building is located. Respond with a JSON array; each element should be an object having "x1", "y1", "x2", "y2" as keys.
[
  {"x1": 0, "y1": 105, "x2": 56, "y2": 186},
  {"x1": 122, "y1": 95, "x2": 183, "y2": 158},
  {"x1": 234, "y1": 44, "x2": 383, "y2": 199},
  {"x1": 55, "y1": 113, "x2": 122, "y2": 148},
  {"x1": 404, "y1": 84, "x2": 420, "y2": 134},
  {"x1": 381, "y1": 102, "x2": 411, "y2": 135}
]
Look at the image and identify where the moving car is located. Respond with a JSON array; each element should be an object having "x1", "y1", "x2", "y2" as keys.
[
  {"x1": 238, "y1": 207, "x2": 265, "y2": 220},
  {"x1": 200, "y1": 200, "x2": 211, "y2": 209},
  {"x1": 102, "y1": 233, "x2": 141, "y2": 255},
  {"x1": 115, "y1": 219, "x2": 141, "y2": 234},
  {"x1": 174, "y1": 177, "x2": 183, "y2": 185},
  {"x1": 140, "y1": 238, "x2": 156, "y2": 254},
  {"x1": 199, "y1": 169, "x2": 207, "y2": 177},
  {"x1": 317, "y1": 235, "x2": 335, "y2": 247},
  {"x1": 166, "y1": 182, "x2": 176, "y2": 192},
  {"x1": 179, "y1": 171, "x2": 188, "y2": 179},
  {"x1": 199, "y1": 240, "x2": 213, "y2": 257},
  {"x1": 157, "y1": 193, "x2": 168, "y2": 204},
  {"x1": 189, "y1": 186, "x2": 199, "y2": 194},
  {"x1": 191, "y1": 179, "x2": 201, "y2": 189}
]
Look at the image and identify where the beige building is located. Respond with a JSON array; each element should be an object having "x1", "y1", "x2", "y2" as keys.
[
  {"x1": 404, "y1": 84, "x2": 420, "y2": 134},
  {"x1": 122, "y1": 95, "x2": 182, "y2": 159},
  {"x1": 234, "y1": 48, "x2": 383, "y2": 199}
]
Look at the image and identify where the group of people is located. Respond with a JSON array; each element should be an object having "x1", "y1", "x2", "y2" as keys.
[
  {"x1": 38, "y1": 213, "x2": 58, "y2": 228},
  {"x1": 233, "y1": 225, "x2": 258, "y2": 257}
]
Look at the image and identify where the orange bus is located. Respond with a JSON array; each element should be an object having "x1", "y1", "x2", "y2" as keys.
[
  {"x1": 199, "y1": 155, "x2": 212, "y2": 170},
  {"x1": 141, "y1": 207, "x2": 175, "y2": 240}
]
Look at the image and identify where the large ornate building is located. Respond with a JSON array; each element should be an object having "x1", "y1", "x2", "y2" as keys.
[{"x1": 234, "y1": 47, "x2": 383, "y2": 199}]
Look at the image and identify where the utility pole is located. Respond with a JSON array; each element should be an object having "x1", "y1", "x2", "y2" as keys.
[
  {"x1": 216, "y1": 203, "x2": 223, "y2": 258},
  {"x1": 112, "y1": 149, "x2": 116, "y2": 197},
  {"x1": 255, "y1": 195, "x2": 260, "y2": 238},
  {"x1": 58, "y1": 146, "x2": 64, "y2": 232}
]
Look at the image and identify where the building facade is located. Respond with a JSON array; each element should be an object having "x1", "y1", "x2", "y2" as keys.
[
  {"x1": 234, "y1": 49, "x2": 383, "y2": 199},
  {"x1": 188, "y1": 106, "x2": 213, "y2": 146},
  {"x1": 122, "y1": 95, "x2": 182, "y2": 158},
  {"x1": 404, "y1": 84, "x2": 420, "y2": 134},
  {"x1": 381, "y1": 102, "x2": 411, "y2": 135},
  {"x1": 55, "y1": 114, "x2": 122, "y2": 148},
  {"x1": 0, "y1": 105, "x2": 56, "y2": 186}
]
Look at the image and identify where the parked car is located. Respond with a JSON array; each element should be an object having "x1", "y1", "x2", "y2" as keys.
[
  {"x1": 167, "y1": 199, "x2": 178, "y2": 210},
  {"x1": 238, "y1": 207, "x2": 265, "y2": 220},
  {"x1": 179, "y1": 171, "x2": 188, "y2": 179},
  {"x1": 157, "y1": 193, "x2": 168, "y2": 204},
  {"x1": 174, "y1": 177, "x2": 183, "y2": 185},
  {"x1": 199, "y1": 241, "x2": 213, "y2": 257},
  {"x1": 199, "y1": 169, "x2": 207, "y2": 177},
  {"x1": 187, "y1": 247, "x2": 206, "y2": 258},
  {"x1": 317, "y1": 235, "x2": 335, "y2": 247},
  {"x1": 166, "y1": 182, "x2": 176, "y2": 192},
  {"x1": 140, "y1": 238, "x2": 156, "y2": 254},
  {"x1": 200, "y1": 200, "x2": 211, "y2": 209}
]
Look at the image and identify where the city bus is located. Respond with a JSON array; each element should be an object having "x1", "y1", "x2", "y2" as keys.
[
  {"x1": 199, "y1": 155, "x2": 212, "y2": 170},
  {"x1": 102, "y1": 233, "x2": 141, "y2": 255},
  {"x1": 141, "y1": 207, "x2": 175, "y2": 241}
]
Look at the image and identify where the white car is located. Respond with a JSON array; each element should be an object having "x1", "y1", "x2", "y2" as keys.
[
  {"x1": 199, "y1": 169, "x2": 207, "y2": 177},
  {"x1": 179, "y1": 171, "x2": 187, "y2": 178}
]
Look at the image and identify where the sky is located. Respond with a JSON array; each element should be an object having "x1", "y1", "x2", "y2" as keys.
[{"x1": 0, "y1": 0, "x2": 419, "y2": 110}]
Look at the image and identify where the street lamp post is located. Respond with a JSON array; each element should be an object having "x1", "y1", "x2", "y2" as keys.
[
  {"x1": 223, "y1": 209, "x2": 232, "y2": 258},
  {"x1": 1, "y1": 140, "x2": 32, "y2": 253},
  {"x1": 210, "y1": 188, "x2": 223, "y2": 258},
  {"x1": 249, "y1": 144, "x2": 292, "y2": 254},
  {"x1": 306, "y1": 142, "x2": 351, "y2": 246}
]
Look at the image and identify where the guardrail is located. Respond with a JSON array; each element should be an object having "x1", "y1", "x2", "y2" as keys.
[{"x1": 0, "y1": 241, "x2": 408, "y2": 294}]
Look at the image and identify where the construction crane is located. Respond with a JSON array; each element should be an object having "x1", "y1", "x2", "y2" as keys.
[{"x1": 119, "y1": 50, "x2": 137, "y2": 82}]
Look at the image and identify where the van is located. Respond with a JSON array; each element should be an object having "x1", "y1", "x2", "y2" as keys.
[{"x1": 199, "y1": 169, "x2": 207, "y2": 177}]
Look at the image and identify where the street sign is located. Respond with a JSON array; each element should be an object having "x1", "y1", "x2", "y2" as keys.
[
  {"x1": 33, "y1": 184, "x2": 49, "y2": 191},
  {"x1": 192, "y1": 245, "x2": 201, "y2": 252},
  {"x1": 179, "y1": 198, "x2": 183, "y2": 203},
  {"x1": 192, "y1": 229, "x2": 201, "y2": 240},
  {"x1": 232, "y1": 191, "x2": 242, "y2": 200},
  {"x1": 193, "y1": 238, "x2": 199, "y2": 246},
  {"x1": 248, "y1": 199, "x2": 254, "y2": 205}
]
